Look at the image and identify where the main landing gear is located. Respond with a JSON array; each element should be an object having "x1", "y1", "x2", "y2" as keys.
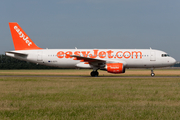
[
  {"x1": 91, "y1": 70, "x2": 99, "y2": 77},
  {"x1": 151, "y1": 68, "x2": 155, "y2": 77}
]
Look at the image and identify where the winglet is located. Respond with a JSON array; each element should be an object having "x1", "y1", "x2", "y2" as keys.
[{"x1": 9, "y1": 22, "x2": 42, "y2": 50}]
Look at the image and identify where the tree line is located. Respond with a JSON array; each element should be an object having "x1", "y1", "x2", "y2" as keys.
[{"x1": 0, "y1": 54, "x2": 179, "y2": 69}]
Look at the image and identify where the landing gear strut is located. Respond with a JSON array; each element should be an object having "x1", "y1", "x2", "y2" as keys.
[
  {"x1": 151, "y1": 68, "x2": 155, "y2": 77},
  {"x1": 91, "y1": 70, "x2": 99, "y2": 77}
]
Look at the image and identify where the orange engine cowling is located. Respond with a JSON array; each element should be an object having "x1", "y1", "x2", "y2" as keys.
[{"x1": 105, "y1": 63, "x2": 125, "y2": 74}]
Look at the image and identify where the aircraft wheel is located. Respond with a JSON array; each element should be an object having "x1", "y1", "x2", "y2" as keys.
[
  {"x1": 91, "y1": 71, "x2": 95, "y2": 77},
  {"x1": 91, "y1": 71, "x2": 99, "y2": 77},
  {"x1": 95, "y1": 71, "x2": 99, "y2": 77},
  {"x1": 151, "y1": 73, "x2": 155, "y2": 77},
  {"x1": 151, "y1": 68, "x2": 155, "y2": 77}
]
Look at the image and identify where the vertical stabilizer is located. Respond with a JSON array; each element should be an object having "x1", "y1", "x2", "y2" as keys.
[{"x1": 9, "y1": 22, "x2": 42, "y2": 50}]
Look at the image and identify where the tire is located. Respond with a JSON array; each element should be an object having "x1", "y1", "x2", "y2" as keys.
[
  {"x1": 91, "y1": 71, "x2": 99, "y2": 77},
  {"x1": 91, "y1": 71, "x2": 95, "y2": 77},
  {"x1": 151, "y1": 73, "x2": 155, "y2": 77},
  {"x1": 95, "y1": 71, "x2": 99, "y2": 77}
]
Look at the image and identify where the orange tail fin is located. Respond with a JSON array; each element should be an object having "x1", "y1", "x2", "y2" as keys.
[{"x1": 9, "y1": 22, "x2": 42, "y2": 50}]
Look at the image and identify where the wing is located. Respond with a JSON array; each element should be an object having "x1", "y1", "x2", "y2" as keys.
[
  {"x1": 67, "y1": 54, "x2": 127, "y2": 69},
  {"x1": 70, "y1": 55, "x2": 106, "y2": 68},
  {"x1": 71, "y1": 55, "x2": 105, "y2": 62}
]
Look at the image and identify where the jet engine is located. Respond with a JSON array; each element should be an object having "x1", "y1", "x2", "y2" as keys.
[{"x1": 105, "y1": 63, "x2": 125, "y2": 74}]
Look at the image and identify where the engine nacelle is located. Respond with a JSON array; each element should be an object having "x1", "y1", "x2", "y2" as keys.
[{"x1": 105, "y1": 63, "x2": 125, "y2": 74}]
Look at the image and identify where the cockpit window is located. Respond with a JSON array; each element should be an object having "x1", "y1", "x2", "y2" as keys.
[{"x1": 162, "y1": 54, "x2": 170, "y2": 57}]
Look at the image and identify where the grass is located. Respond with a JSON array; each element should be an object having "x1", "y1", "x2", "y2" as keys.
[{"x1": 0, "y1": 74, "x2": 180, "y2": 119}]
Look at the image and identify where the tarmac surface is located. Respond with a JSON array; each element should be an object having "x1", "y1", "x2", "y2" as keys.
[{"x1": 0, "y1": 75, "x2": 179, "y2": 78}]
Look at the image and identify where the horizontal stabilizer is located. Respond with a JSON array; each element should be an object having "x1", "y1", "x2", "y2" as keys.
[{"x1": 6, "y1": 51, "x2": 28, "y2": 57}]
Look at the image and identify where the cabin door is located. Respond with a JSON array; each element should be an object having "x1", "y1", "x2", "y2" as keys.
[
  {"x1": 150, "y1": 51, "x2": 156, "y2": 61},
  {"x1": 37, "y1": 51, "x2": 43, "y2": 61}
]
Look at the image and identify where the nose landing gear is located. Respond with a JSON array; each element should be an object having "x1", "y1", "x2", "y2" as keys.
[
  {"x1": 91, "y1": 70, "x2": 99, "y2": 77},
  {"x1": 151, "y1": 68, "x2": 155, "y2": 77}
]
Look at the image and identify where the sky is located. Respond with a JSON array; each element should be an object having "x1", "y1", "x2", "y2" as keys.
[{"x1": 0, "y1": 0, "x2": 180, "y2": 60}]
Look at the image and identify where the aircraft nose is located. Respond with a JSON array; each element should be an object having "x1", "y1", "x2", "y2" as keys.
[{"x1": 171, "y1": 57, "x2": 176, "y2": 65}]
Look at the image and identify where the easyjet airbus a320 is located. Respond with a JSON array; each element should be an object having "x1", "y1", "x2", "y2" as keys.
[{"x1": 6, "y1": 23, "x2": 176, "y2": 77}]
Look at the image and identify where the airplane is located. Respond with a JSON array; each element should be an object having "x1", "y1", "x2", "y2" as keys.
[{"x1": 6, "y1": 22, "x2": 176, "y2": 77}]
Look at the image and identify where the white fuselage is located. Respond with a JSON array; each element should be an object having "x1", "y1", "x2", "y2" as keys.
[{"x1": 6, "y1": 49, "x2": 176, "y2": 69}]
